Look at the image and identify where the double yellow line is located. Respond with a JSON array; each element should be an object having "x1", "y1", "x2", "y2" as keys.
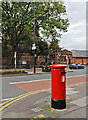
[
  {"x1": 0, "y1": 88, "x2": 50, "y2": 111},
  {"x1": 67, "y1": 82, "x2": 88, "y2": 87},
  {"x1": 0, "y1": 81, "x2": 87, "y2": 111}
]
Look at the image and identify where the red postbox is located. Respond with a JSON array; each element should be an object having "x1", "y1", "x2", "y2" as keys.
[{"x1": 49, "y1": 64, "x2": 67, "y2": 109}]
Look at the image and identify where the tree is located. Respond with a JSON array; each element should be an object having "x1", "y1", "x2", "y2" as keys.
[
  {"x1": 48, "y1": 40, "x2": 62, "y2": 63},
  {"x1": 36, "y1": 2, "x2": 69, "y2": 42},
  {"x1": 2, "y1": 2, "x2": 69, "y2": 65},
  {"x1": 36, "y1": 40, "x2": 49, "y2": 56},
  {"x1": 2, "y1": 2, "x2": 34, "y2": 65},
  {"x1": 49, "y1": 40, "x2": 62, "y2": 52}
]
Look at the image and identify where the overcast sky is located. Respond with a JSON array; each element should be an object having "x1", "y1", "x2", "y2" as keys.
[{"x1": 59, "y1": 1, "x2": 86, "y2": 51}]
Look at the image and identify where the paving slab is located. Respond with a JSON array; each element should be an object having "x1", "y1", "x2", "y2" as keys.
[
  {"x1": 28, "y1": 110, "x2": 60, "y2": 118},
  {"x1": 70, "y1": 96, "x2": 87, "y2": 107},
  {"x1": 59, "y1": 106, "x2": 87, "y2": 118},
  {"x1": 2, "y1": 80, "x2": 87, "y2": 119}
]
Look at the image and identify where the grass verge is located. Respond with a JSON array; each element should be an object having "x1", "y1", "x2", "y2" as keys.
[{"x1": 0, "y1": 70, "x2": 26, "y2": 75}]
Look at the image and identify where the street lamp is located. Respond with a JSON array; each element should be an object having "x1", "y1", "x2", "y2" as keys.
[
  {"x1": 33, "y1": 1, "x2": 36, "y2": 73},
  {"x1": 32, "y1": 2, "x2": 36, "y2": 73}
]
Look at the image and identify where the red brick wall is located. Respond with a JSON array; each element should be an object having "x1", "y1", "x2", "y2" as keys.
[{"x1": 72, "y1": 58, "x2": 88, "y2": 65}]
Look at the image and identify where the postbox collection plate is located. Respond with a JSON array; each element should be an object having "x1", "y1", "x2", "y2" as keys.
[{"x1": 62, "y1": 76, "x2": 65, "y2": 82}]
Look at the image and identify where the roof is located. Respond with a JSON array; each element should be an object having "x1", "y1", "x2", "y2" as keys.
[
  {"x1": 72, "y1": 50, "x2": 88, "y2": 58},
  {"x1": 61, "y1": 49, "x2": 72, "y2": 53},
  {"x1": 60, "y1": 49, "x2": 72, "y2": 55}
]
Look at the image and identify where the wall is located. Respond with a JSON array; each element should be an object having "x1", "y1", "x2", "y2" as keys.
[{"x1": 72, "y1": 57, "x2": 88, "y2": 65}]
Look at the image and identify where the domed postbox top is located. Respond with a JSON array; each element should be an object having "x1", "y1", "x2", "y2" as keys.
[{"x1": 49, "y1": 64, "x2": 67, "y2": 69}]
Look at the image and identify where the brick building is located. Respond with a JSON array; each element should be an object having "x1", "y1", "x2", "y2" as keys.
[
  {"x1": 57, "y1": 49, "x2": 88, "y2": 65},
  {"x1": 2, "y1": 49, "x2": 88, "y2": 68},
  {"x1": 71, "y1": 50, "x2": 88, "y2": 65},
  {"x1": 19, "y1": 49, "x2": 88, "y2": 66},
  {"x1": 58, "y1": 49, "x2": 72, "y2": 64}
]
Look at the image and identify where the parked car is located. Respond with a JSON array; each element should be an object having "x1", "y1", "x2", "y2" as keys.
[
  {"x1": 69, "y1": 64, "x2": 84, "y2": 69},
  {"x1": 79, "y1": 64, "x2": 85, "y2": 69},
  {"x1": 42, "y1": 66, "x2": 51, "y2": 72}
]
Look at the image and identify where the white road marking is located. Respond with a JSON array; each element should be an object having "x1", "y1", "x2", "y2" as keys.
[
  {"x1": 0, "y1": 98, "x2": 13, "y2": 102},
  {"x1": 10, "y1": 79, "x2": 50, "y2": 84},
  {"x1": 9, "y1": 74, "x2": 86, "y2": 85}
]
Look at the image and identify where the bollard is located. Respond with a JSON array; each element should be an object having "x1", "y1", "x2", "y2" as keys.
[{"x1": 49, "y1": 64, "x2": 67, "y2": 109}]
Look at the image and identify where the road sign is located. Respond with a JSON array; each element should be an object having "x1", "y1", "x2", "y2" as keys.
[
  {"x1": 32, "y1": 46, "x2": 36, "y2": 50},
  {"x1": 32, "y1": 44, "x2": 36, "y2": 50},
  {"x1": 58, "y1": 52, "x2": 61, "y2": 56}
]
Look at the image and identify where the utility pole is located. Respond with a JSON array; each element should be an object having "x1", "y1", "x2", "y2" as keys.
[
  {"x1": 14, "y1": 52, "x2": 16, "y2": 70},
  {"x1": 66, "y1": 55, "x2": 68, "y2": 67}
]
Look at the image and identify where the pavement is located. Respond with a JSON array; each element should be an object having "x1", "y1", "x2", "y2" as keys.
[
  {"x1": 0, "y1": 73, "x2": 88, "y2": 119},
  {"x1": 25, "y1": 67, "x2": 73, "y2": 75},
  {"x1": 0, "y1": 67, "x2": 73, "y2": 77}
]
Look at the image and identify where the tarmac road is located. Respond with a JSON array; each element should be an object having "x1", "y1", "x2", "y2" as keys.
[
  {"x1": 1, "y1": 74, "x2": 88, "y2": 118},
  {"x1": 2, "y1": 68, "x2": 87, "y2": 100}
]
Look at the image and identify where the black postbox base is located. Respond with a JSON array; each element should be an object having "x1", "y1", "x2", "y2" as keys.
[{"x1": 51, "y1": 99, "x2": 66, "y2": 109}]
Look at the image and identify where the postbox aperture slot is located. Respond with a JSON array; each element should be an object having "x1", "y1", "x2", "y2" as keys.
[
  {"x1": 59, "y1": 71, "x2": 66, "y2": 75},
  {"x1": 61, "y1": 72, "x2": 66, "y2": 74}
]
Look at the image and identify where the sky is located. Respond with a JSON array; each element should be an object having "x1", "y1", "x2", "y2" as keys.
[{"x1": 59, "y1": 1, "x2": 86, "y2": 51}]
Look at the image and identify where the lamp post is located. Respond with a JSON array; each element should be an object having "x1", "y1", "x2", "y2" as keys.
[
  {"x1": 33, "y1": 1, "x2": 36, "y2": 73},
  {"x1": 32, "y1": 2, "x2": 36, "y2": 73}
]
